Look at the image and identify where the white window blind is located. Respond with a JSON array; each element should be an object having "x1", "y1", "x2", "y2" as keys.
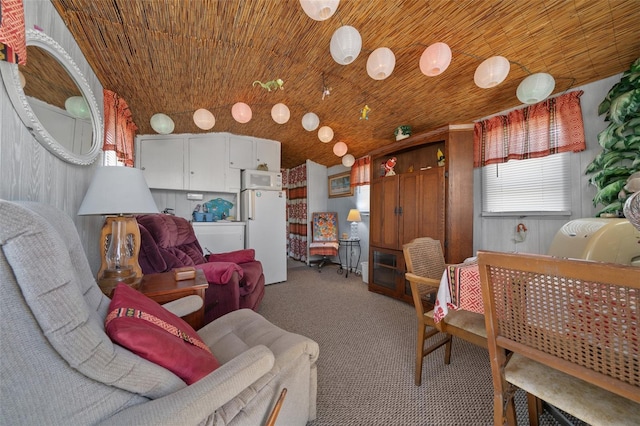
[{"x1": 482, "y1": 152, "x2": 570, "y2": 215}]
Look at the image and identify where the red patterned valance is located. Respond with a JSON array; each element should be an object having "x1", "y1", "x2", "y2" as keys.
[{"x1": 0, "y1": 0, "x2": 26, "y2": 65}]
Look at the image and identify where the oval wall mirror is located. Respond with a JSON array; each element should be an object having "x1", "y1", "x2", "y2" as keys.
[{"x1": 0, "y1": 29, "x2": 102, "y2": 165}]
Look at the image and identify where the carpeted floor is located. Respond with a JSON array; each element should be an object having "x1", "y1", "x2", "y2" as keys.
[{"x1": 257, "y1": 259, "x2": 569, "y2": 426}]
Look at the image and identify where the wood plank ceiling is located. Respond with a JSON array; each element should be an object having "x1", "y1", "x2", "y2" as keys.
[{"x1": 50, "y1": 0, "x2": 640, "y2": 169}]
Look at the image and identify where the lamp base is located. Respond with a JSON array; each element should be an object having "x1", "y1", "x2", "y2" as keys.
[
  {"x1": 98, "y1": 216, "x2": 143, "y2": 284},
  {"x1": 350, "y1": 221, "x2": 359, "y2": 240},
  {"x1": 98, "y1": 266, "x2": 141, "y2": 296}
]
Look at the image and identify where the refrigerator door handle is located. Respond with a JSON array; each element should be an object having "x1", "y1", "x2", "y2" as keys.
[{"x1": 248, "y1": 191, "x2": 255, "y2": 220}]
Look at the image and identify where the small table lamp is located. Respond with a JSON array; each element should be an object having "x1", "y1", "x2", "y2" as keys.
[
  {"x1": 347, "y1": 209, "x2": 361, "y2": 240},
  {"x1": 78, "y1": 166, "x2": 159, "y2": 295}
]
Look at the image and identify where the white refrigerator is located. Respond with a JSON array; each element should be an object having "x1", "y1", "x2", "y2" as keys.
[{"x1": 241, "y1": 189, "x2": 287, "y2": 284}]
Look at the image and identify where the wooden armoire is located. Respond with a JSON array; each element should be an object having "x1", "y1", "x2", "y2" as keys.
[{"x1": 367, "y1": 124, "x2": 474, "y2": 303}]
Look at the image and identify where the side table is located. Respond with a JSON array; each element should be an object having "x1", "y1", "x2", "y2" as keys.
[
  {"x1": 338, "y1": 238, "x2": 361, "y2": 278},
  {"x1": 139, "y1": 269, "x2": 208, "y2": 330}
]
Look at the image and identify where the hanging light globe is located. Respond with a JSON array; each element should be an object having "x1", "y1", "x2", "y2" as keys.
[
  {"x1": 65, "y1": 96, "x2": 90, "y2": 119},
  {"x1": 150, "y1": 113, "x2": 175, "y2": 134},
  {"x1": 330, "y1": 25, "x2": 362, "y2": 65},
  {"x1": 516, "y1": 72, "x2": 556, "y2": 104},
  {"x1": 302, "y1": 112, "x2": 320, "y2": 131},
  {"x1": 419, "y1": 42, "x2": 452, "y2": 77},
  {"x1": 318, "y1": 126, "x2": 334, "y2": 143},
  {"x1": 231, "y1": 102, "x2": 252, "y2": 123},
  {"x1": 367, "y1": 47, "x2": 395, "y2": 80},
  {"x1": 474, "y1": 56, "x2": 510, "y2": 88},
  {"x1": 193, "y1": 108, "x2": 215, "y2": 130},
  {"x1": 342, "y1": 154, "x2": 355, "y2": 167},
  {"x1": 299, "y1": 0, "x2": 339, "y2": 21},
  {"x1": 271, "y1": 103, "x2": 290, "y2": 124},
  {"x1": 333, "y1": 141, "x2": 348, "y2": 157},
  {"x1": 19, "y1": 70, "x2": 26, "y2": 88}
]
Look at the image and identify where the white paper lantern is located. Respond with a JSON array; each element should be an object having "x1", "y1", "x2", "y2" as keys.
[
  {"x1": 333, "y1": 141, "x2": 348, "y2": 157},
  {"x1": 318, "y1": 126, "x2": 334, "y2": 143},
  {"x1": 367, "y1": 47, "x2": 395, "y2": 80},
  {"x1": 271, "y1": 103, "x2": 290, "y2": 124},
  {"x1": 19, "y1": 70, "x2": 26, "y2": 88},
  {"x1": 419, "y1": 42, "x2": 452, "y2": 77},
  {"x1": 232, "y1": 102, "x2": 252, "y2": 123},
  {"x1": 342, "y1": 154, "x2": 355, "y2": 167},
  {"x1": 150, "y1": 113, "x2": 175, "y2": 134},
  {"x1": 299, "y1": 0, "x2": 339, "y2": 21},
  {"x1": 516, "y1": 73, "x2": 556, "y2": 104},
  {"x1": 65, "y1": 96, "x2": 90, "y2": 119},
  {"x1": 302, "y1": 112, "x2": 320, "y2": 131},
  {"x1": 330, "y1": 25, "x2": 362, "y2": 65},
  {"x1": 474, "y1": 56, "x2": 510, "y2": 88},
  {"x1": 193, "y1": 108, "x2": 215, "y2": 130}
]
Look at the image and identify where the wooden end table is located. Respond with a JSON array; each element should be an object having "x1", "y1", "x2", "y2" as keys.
[{"x1": 139, "y1": 269, "x2": 208, "y2": 330}]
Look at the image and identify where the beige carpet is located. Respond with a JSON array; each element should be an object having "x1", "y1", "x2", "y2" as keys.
[{"x1": 258, "y1": 260, "x2": 570, "y2": 426}]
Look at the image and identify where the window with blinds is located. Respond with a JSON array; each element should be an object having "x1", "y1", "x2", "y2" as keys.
[{"x1": 481, "y1": 152, "x2": 571, "y2": 216}]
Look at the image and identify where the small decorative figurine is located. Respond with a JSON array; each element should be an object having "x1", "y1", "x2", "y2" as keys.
[
  {"x1": 252, "y1": 78, "x2": 284, "y2": 91},
  {"x1": 384, "y1": 157, "x2": 397, "y2": 176},
  {"x1": 360, "y1": 104, "x2": 371, "y2": 120},
  {"x1": 437, "y1": 148, "x2": 445, "y2": 167},
  {"x1": 394, "y1": 125, "x2": 412, "y2": 141}
]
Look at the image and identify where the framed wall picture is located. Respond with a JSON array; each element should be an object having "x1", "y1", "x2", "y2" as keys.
[{"x1": 328, "y1": 172, "x2": 353, "y2": 198}]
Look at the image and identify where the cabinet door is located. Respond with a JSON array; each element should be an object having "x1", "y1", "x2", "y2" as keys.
[
  {"x1": 416, "y1": 167, "x2": 445, "y2": 245},
  {"x1": 370, "y1": 176, "x2": 400, "y2": 249},
  {"x1": 139, "y1": 137, "x2": 185, "y2": 190},
  {"x1": 399, "y1": 172, "x2": 419, "y2": 245},
  {"x1": 228, "y1": 135, "x2": 255, "y2": 170},
  {"x1": 256, "y1": 138, "x2": 281, "y2": 171},
  {"x1": 188, "y1": 136, "x2": 226, "y2": 191}
]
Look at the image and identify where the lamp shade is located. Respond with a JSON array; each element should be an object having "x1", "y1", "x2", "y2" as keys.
[
  {"x1": 78, "y1": 166, "x2": 159, "y2": 216},
  {"x1": 342, "y1": 153, "x2": 355, "y2": 167},
  {"x1": 299, "y1": 0, "x2": 339, "y2": 21},
  {"x1": 367, "y1": 47, "x2": 395, "y2": 80},
  {"x1": 318, "y1": 125, "x2": 334, "y2": 143},
  {"x1": 65, "y1": 96, "x2": 90, "y2": 119},
  {"x1": 333, "y1": 141, "x2": 348, "y2": 157},
  {"x1": 516, "y1": 72, "x2": 555, "y2": 104},
  {"x1": 193, "y1": 108, "x2": 215, "y2": 130},
  {"x1": 232, "y1": 102, "x2": 252, "y2": 123},
  {"x1": 347, "y1": 209, "x2": 361, "y2": 222},
  {"x1": 419, "y1": 42, "x2": 452, "y2": 77},
  {"x1": 150, "y1": 113, "x2": 175, "y2": 134},
  {"x1": 271, "y1": 103, "x2": 290, "y2": 124},
  {"x1": 302, "y1": 112, "x2": 320, "y2": 131},
  {"x1": 474, "y1": 56, "x2": 510, "y2": 88},
  {"x1": 330, "y1": 25, "x2": 362, "y2": 65}
]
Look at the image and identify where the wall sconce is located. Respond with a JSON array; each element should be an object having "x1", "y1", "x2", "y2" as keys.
[
  {"x1": 150, "y1": 113, "x2": 175, "y2": 134},
  {"x1": 333, "y1": 141, "x2": 348, "y2": 157},
  {"x1": 367, "y1": 47, "x2": 396, "y2": 80},
  {"x1": 302, "y1": 112, "x2": 320, "y2": 131},
  {"x1": 299, "y1": 0, "x2": 339, "y2": 21},
  {"x1": 342, "y1": 153, "x2": 355, "y2": 167},
  {"x1": 347, "y1": 209, "x2": 362, "y2": 240},
  {"x1": 77, "y1": 166, "x2": 159, "y2": 295},
  {"x1": 517, "y1": 72, "x2": 555, "y2": 104},
  {"x1": 419, "y1": 42, "x2": 452, "y2": 77},
  {"x1": 232, "y1": 102, "x2": 252, "y2": 123},
  {"x1": 318, "y1": 125, "x2": 334, "y2": 143},
  {"x1": 474, "y1": 56, "x2": 510, "y2": 88},
  {"x1": 330, "y1": 25, "x2": 362, "y2": 65},
  {"x1": 271, "y1": 103, "x2": 291, "y2": 124},
  {"x1": 193, "y1": 108, "x2": 215, "y2": 130}
]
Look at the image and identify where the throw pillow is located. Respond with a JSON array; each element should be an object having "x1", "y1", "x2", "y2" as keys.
[
  {"x1": 105, "y1": 283, "x2": 220, "y2": 384},
  {"x1": 207, "y1": 248, "x2": 256, "y2": 264}
]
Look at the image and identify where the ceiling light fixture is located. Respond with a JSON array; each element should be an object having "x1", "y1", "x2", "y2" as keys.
[
  {"x1": 333, "y1": 141, "x2": 348, "y2": 157},
  {"x1": 367, "y1": 47, "x2": 395, "y2": 80},
  {"x1": 342, "y1": 154, "x2": 355, "y2": 167},
  {"x1": 318, "y1": 125, "x2": 334, "y2": 143},
  {"x1": 150, "y1": 113, "x2": 175, "y2": 134},
  {"x1": 516, "y1": 72, "x2": 556, "y2": 104},
  {"x1": 330, "y1": 25, "x2": 362, "y2": 65},
  {"x1": 271, "y1": 103, "x2": 291, "y2": 124},
  {"x1": 474, "y1": 56, "x2": 510, "y2": 88},
  {"x1": 231, "y1": 102, "x2": 252, "y2": 123},
  {"x1": 299, "y1": 0, "x2": 339, "y2": 21},
  {"x1": 419, "y1": 42, "x2": 452, "y2": 77},
  {"x1": 302, "y1": 112, "x2": 320, "y2": 131},
  {"x1": 193, "y1": 108, "x2": 215, "y2": 130}
]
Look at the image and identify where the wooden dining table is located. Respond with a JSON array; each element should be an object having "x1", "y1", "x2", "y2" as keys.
[{"x1": 433, "y1": 257, "x2": 483, "y2": 323}]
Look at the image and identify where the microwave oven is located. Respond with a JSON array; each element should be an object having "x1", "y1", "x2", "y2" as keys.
[{"x1": 241, "y1": 170, "x2": 283, "y2": 190}]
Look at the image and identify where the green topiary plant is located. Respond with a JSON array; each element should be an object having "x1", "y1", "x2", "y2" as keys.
[{"x1": 585, "y1": 57, "x2": 640, "y2": 217}]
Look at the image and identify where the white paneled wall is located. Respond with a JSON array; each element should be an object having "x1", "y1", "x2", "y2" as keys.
[
  {"x1": 0, "y1": 0, "x2": 104, "y2": 273},
  {"x1": 472, "y1": 75, "x2": 620, "y2": 255}
]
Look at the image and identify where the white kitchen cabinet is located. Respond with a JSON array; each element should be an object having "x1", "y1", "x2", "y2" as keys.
[
  {"x1": 256, "y1": 137, "x2": 281, "y2": 171},
  {"x1": 228, "y1": 135, "x2": 281, "y2": 171},
  {"x1": 188, "y1": 135, "x2": 227, "y2": 192},
  {"x1": 138, "y1": 137, "x2": 186, "y2": 190},
  {"x1": 192, "y1": 222, "x2": 246, "y2": 254}
]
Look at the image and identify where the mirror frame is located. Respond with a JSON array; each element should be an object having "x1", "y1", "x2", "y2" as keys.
[{"x1": 0, "y1": 29, "x2": 103, "y2": 165}]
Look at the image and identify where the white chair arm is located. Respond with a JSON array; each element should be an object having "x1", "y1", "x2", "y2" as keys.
[{"x1": 161, "y1": 295, "x2": 203, "y2": 317}]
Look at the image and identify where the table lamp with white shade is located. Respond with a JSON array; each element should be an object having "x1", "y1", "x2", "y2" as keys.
[
  {"x1": 347, "y1": 209, "x2": 361, "y2": 240},
  {"x1": 78, "y1": 166, "x2": 159, "y2": 295}
]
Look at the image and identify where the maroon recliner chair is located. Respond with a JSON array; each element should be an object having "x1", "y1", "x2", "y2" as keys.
[{"x1": 136, "y1": 214, "x2": 265, "y2": 326}]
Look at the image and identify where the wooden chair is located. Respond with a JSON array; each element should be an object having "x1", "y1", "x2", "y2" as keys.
[
  {"x1": 478, "y1": 250, "x2": 640, "y2": 426},
  {"x1": 308, "y1": 212, "x2": 340, "y2": 271},
  {"x1": 403, "y1": 237, "x2": 486, "y2": 386}
]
